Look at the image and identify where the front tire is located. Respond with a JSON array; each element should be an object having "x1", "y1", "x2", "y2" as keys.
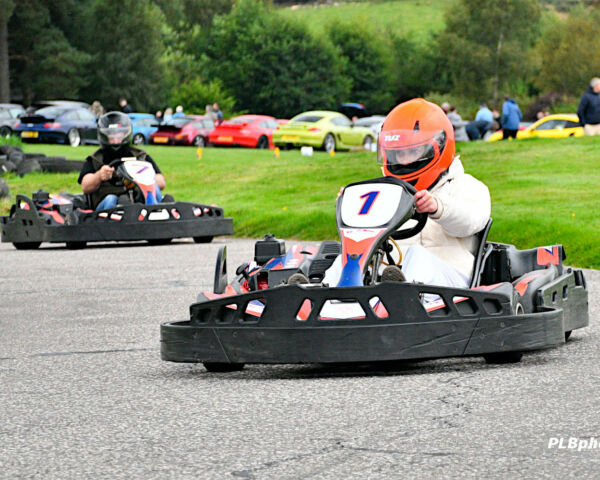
[
  {"x1": 133, "y1": 133, "x2": 146, "y2": 145},
  {"x1": 193, "y1": 236, "x2": 214, "y2": 244},
  {"x1": 256, "y1": 136, "x2": 269, "y2": 149},
  {"x1": 67, "y1": 128, "x2": 81, "y2": 147},
  {"x1": 193, "y1": 136, "x2": 205, "y2": 147},
  {"x1": 13, "y1": 242, "x2": 41, "y2": 250},
  {"x1": 322, "y1": 133, "x2": 336, "y2": 153},
  {"x1": 203, "y1": 363, "x2": 245, "y2": 372}
]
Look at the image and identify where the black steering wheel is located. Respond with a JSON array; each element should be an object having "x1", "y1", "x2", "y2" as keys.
[{"x1": 390, "y1": 179, "x2": 428, "y2": 240}]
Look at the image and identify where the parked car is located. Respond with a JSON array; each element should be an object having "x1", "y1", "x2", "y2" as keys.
[
  {"x1": 174, "y1": 116, "x2": 215, "y2": 146},
  {"x1": 149, "y1": 116, "x2": 201, "y2": 145},
  {"x1": 14, "y1": 106, "x2": 97, "y2": 147},
  {"x1": 272, "y1": 110, "x2": 375, "y2": 152},
  {"x1": 353, "y1": 115, "x2": 385, "y2": 139},
  {"x1": 128, "y1": 113, "x2": 159, "y2": 145},
  {"x1": 487, "y1": 114, "x2": 583, "y2": 141},
  {"x1": 25, "y1": 100, "x2": 89, "y2": 115},
  {"x1": 0, "y1": 103, "x2": 26, "y2": 137},
  {"x1": 209, "y1": 115, "x2": 281, "y2": 149}
]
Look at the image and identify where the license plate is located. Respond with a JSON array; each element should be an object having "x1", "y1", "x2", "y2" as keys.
[
  {"x1": 282, "y1": 135, "x2": 299, "y2": 141},
  {"x1": 153, "y1": 137, "x2": 169, "y2": 144},
  {"x1": 218, "y1": 136, "x2": 233, "y2": 142},
  {"x1": 21, "y1": 131, "x2": 38, "y2": 138}
]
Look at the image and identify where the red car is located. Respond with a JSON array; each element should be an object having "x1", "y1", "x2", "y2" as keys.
[
  {"x1": 208, "y1": 115, "x2": 281, "y2": 149},
  {"x1": 149, "y1": 116, "x2": 201, "y2": 145},
  {"x1": 174, "y1": 116, "x2": 215, "y2": 147}
]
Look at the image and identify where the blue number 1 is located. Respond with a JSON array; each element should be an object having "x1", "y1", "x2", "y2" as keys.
[{"x1": 358, "y1": 191, "x2": 380, "y2": 215}]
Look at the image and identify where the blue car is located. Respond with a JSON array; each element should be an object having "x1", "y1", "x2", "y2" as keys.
[
  {"x1": 15, "y1": 105, "x2": 98, "y2": 147},
  {"x1": 128, "y1": 113, "x2": 159, "y2": 145}
]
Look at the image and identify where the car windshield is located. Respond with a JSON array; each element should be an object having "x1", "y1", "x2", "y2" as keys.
[
  {"x1": 34, "y1": 106, "x2": 70, "y2": 118},
  {"x1": 165, "y1": 118, "x2": 191, "y2": 127},
  {"x1": 291, "y1": 114, "x2": 324, "y2": 123},
  {"x1": 229, "y1": 117, "x2": 253, "y2": 124}
]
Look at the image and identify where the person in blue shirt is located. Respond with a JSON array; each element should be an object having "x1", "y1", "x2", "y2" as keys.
[
  {"x1": 501, "y1": 95, "x2": 522, "y2": 140},
  {"x1": 466, "y1": 102, "x2": 494, "y2": 140}
]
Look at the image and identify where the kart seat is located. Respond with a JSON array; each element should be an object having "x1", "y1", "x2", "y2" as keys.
[{"x1": 469, "y1": 218, "x2": 493, "y2": 288}]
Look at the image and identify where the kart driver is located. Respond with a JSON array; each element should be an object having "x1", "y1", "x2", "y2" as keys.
[
  {"x1": 78, "y1": 111, "x2": 166, "y2": 211},
  {"x1": 325, "y1": 98, "x2": 491, "y2": 289}
]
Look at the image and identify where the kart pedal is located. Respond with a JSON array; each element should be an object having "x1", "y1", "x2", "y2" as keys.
[{"x1": 381, "y1": 265, "x2": 406, "y2": 282}]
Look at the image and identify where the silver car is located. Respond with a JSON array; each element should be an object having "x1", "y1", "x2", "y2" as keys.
[{"x1": 0, "y1": 103, "x2": 26, "y2": 137}]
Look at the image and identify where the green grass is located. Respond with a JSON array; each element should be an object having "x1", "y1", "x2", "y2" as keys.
[
  {"x1": 277, "y1": 0, "x2": 447, "y2": 42},
  {"x1": 1, "y1": 136, "x2": 599, "y2": 268}
]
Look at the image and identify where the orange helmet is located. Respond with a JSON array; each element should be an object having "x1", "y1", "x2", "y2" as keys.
[{"x1": 378, "y1": 98, "x2": 455, "y2": 190}]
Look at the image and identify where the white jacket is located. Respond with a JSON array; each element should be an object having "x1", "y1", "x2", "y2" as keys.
[{"x1": 397, "y1": 157, "x2": 491, "y2": 278}]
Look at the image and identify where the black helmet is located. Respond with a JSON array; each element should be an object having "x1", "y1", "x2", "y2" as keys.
[{"x1": 98, "y1": 111, "x2": 133, "y2": 151}]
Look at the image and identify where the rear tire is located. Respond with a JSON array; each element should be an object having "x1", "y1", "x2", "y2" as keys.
[
  {"x1": 193, "y1": 236, "x2": 214, "y2": 243},
  {"x1": 256, "y1": 136, "x2": 269, "y2": 149},
  {"x1": 13, "y1": 242, "x2": 41, "y2": 250},
  {"x1": 66, "y1": 241, "x2": 87, "y2": 250},
  {"x1": 322, "y1": 133, "x2": 335, "y2": 153},
  {"x1": 148, "y1": 238, "x2": 172, "y2": 245},
  {"x1": 67, "y1": 128, "x2": 81, "y2": 147},
  {"x1": 203, "y1": 363, "x2": 245, "y2": 372},
  {"x1": 133, "y1": 133, "x2": 146, "y2": 145}
]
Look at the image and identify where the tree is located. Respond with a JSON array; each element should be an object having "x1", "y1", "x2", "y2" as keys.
[
  {"x1": 534, "y1": 7, "x2": 600, "y2": 95},
  {"x1": 0, "y1": 0, "x2": 14, "y2": 102},
  {"x1": 438, "y1": 0, "x2": 541, "y2": 103},
  {"x1": 204, "y1": 0, "x2": 350, "y2": 117}
]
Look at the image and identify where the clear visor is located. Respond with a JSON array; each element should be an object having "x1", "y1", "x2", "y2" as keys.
[
  {"x1": 377, "y1": 129, "x2": 444, "y2": 175},
  {"x1": 100, "y1": 124, "x2": 131, "y2": 144}
]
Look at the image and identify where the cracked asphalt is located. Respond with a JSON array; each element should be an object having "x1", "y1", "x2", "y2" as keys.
[{"x1": 1, "y1": 238, "x2": 598, "y2": 479}]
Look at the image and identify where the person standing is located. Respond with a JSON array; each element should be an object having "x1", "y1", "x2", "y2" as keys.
[
  {"x1": 119, "y1": 98, "x2": 132, "y2": 114},
  {"x1": 212, "y1": 103, "x2": 224, "y2": 125},
  {"x1": 501, "y1": 95, "x2": 522, "y2": 140},
  {"x1": 577, "y1": 77, "x2": 600, "y2": 136}
]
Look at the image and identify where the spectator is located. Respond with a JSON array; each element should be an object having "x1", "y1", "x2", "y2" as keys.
[
  {"x1": 213, "y1": 103, "x2": 224, "y2": 125},
  {"x1": 501, "y1": 95, "x2": 522, "y2": 140},
  {"x1": 441, "y1": 102, "x2": 469, "y2": 142},
  {"x1": 536, "y1": 110, "x2": 550, "y2": 120},
  {"x1": 90, "y1": 100, "x2": 105, "y2": 117},
  {"x1": 155, "y1": 110, "x2": 163, "y2": 124},
  {"x1": 163, "y1": 107, "x2": 173, "y2": 123},
  {"x1": 205, "y1": 104, "x2": 217, "y2": 122},
  {"x1": 577, "y1": 77, "x2": 600, "y2": 136},
  {"x1": 172, "y1": 105, "x2": 185, "y2": 118},
  {"x1": 465, "y1": 102, "x2": 494, "y2": 140},
  {"x1": 119, "y1": 98, "x2": 132, "y2": 114}
]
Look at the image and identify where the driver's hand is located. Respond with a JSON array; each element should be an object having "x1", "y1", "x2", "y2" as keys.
[
  {"x1": 98, "y1": 165, "x2": 114, "y2": 181},
  {"x1": 414, "y1": 190, "x2": 438, "y2": 214}
]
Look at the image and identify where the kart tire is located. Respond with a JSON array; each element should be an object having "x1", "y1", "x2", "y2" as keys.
[
  {"x1": 322, "y1": 133, "x2": 336, "y2": 153},
  {"x1": 193, "y1": 236, "x2": 214, "y2": 244},
  {"x1": 256, "y1": 136, "x2": 269, "y2": 149},
  {"x1": 17, "y1": 157, "x2": 41, "y2": 177},
  {"x1": 0, "y1": 145, "x2": 20, "y2": 155},
  {"x1": 13, "y1": 242, "x2": 41, "y2": 250},
  {"x1": 193, "y1": 136, "x2": 205, "y2": 147},
  {"x1": 0, "y1": 159, "x2": 17, "y2": 174},
  {"x1": 363, "y1": 135, "x2": 374, "y2": 150},
  {"x1": 67, "y1": 128, "x2": 81, "y2": 147},
  {"x1": 0, "y1": 126, "x2": 12, "y2": 138},
  {"x1": 565, "y1": 330, "x2": 572, "y2": 341},
  {"x1": 39, "y1": 157, "x2": 84, "y2": 173},
  {"x1": 483, "y1": 351, "x2": 523, "y2": 364},
  {"x1": 66, "y1": 241, "x2": 87, "y2": 250},
  {"x1": 8, "y1": 149, "x2": 24, "y2": 167},
  {"x1": 148, "y1": 238, "x2": 172, "y2": 245},
  {"x1": 203, "y1": 362, "x2": 245, "y2": 372},
  {"x1": 133, "y1": 133, "x2": 146, "y2": 145},
  {"x1": 0, "y1": 178, "x2": 9, "y2": 198}
]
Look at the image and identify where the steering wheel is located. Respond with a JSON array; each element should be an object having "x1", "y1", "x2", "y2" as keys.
[{"x1": 390, "y1": 179, "x2": 428, "y2": 240}]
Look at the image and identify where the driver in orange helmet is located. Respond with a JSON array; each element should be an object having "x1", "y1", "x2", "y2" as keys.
[
  {"x1": 324, "y1": 98, "x2": 490, "y2": 289},
  {"x1": 377, "y1": 98, "x2": 491, "y2": 287}
]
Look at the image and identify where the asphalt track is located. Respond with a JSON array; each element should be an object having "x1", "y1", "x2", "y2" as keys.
[{"x1": 1, "y1": 238, "x2": 598, "y2": 479}]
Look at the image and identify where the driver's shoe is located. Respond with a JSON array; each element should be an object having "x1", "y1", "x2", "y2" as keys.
[{"x1": 381, "y1": 265, "x2": 406, "y2": 282}]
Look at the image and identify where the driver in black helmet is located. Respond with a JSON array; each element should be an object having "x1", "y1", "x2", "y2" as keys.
[{"x1": 78, "y1": 111, "x2": 166, "y2": 211}]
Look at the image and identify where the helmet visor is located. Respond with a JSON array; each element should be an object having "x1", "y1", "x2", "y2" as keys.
[
  {"x1": 377, "y1": 129, "x2": 445, "y2": 176},
  {"x1": 100, "y1": 123, "x2": 131, "y2": 145}
]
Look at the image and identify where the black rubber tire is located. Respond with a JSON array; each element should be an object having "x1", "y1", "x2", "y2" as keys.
[
  {"x1": 24, "y1": 153, "x2": 46, "y2": 160},
  {"x1": 66, "y1": 241, "x2": 87, "y2": 250},
  {"x1": 39, "y1": 157, "x2": 84, "y2": 173},
  {"x1": 0, "y1": 145, "x2": 20, "y2": 155},
  {"x1": 147, "y1": 238, "x2": 172, "y2": 246},
  {"x1": 203, "y1": 363, "x2": 245, "y2": 372},
  {"x1": 133, "y1": 133, "x2": 146, "y2": 145},
  {"x1": 8, "y1": 149, "x2": 24, "y2": 167},
  {"x1": 13, "y1": 242, "x2": 41, "y2": 250},
  {"x1": 193, "y1": 136, "x2": 205, "y2": 147},
  {"x1": 484, "y1": 351, "x2": 524, "y2": 364},
  {"x1": 256, "y1": 136, "x2": 269, "y2": 149},
  {"x1": 322, "y1": 133, "x2": 336, "y2": 153},
  {"x1": 193, "y1": 236, "x2": 214, "y2": 243},
  {"x1": 0, "y1": 178, "x2": 9, "y2": 198},
  {"x1": 0, "y1": 159, "x2": 16, "y2": 174},
  {"x1": 0, "y1": 126, "x2": 13, "y2": 138},
  {"x1": 17, "y1": 157, "x2": 41, "y2": 177},
  {"x1": 565, "y1": 330, "x2": 572, "y2": 341}
]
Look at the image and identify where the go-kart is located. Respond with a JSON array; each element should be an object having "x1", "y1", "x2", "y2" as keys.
[
  {"x1": 1, "y1": 157, "x2": 233, "y2": 249},
  {"x1": 160, "y1": 176, "x2": 588, "y2": 371}
]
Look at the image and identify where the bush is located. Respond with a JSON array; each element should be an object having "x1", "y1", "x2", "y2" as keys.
[{"x1": 169, "y1": 79, "x2": 236, "y2": 116}]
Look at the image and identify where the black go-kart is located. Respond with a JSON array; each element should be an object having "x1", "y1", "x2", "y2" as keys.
[
  {"x1": 161, "y1": 176, "x2": 588, "y2": 371},
  {"x1": 1, "y1": 158, "x2": 233, "y2": 249}
]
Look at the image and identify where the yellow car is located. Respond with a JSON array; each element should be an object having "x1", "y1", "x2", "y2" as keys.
[
  {"x1": 272, "y1": 110, "x2": 375, "y2": 153},
  {"x1": 487, "y1": 113, "x2": 583, "y2": 141}
]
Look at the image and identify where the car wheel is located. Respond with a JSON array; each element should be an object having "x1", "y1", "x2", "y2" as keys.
[
  {"x1": 322, "y1": 133, "x2": 336, "y2": 153},
  {"x1": 363, "y1": 135, "x2": 374, "y2": 150},
  {"x1": 193, "y1": 136, "x2": 205, "y2": 147},
  {"x1": 67, "y1": 128, "x2": 81, "y2": 147},
  {"x1": 0, "y1": 126, "x2": 11, "y2": 138},
  {"x1": 203, "y1": 363, "x2": 245, "y2": 372},
  {"x1": 193, "y1": 236, "x2": 214, "y2": 244},
  {"x1": 133, "y1": 133, "x2": 145, "y2": 145},
  {"x1": 256, "y1": 136, "x2": 269, "y2": 149}
]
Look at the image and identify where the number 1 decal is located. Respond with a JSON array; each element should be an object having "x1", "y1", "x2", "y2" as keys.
[{"x1": 358, "y1": 191, "x2": 380, "y2": 215}]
